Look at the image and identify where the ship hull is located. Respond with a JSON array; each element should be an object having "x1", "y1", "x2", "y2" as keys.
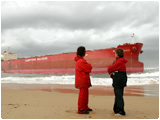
[{"x1": 1, "y1": 43, "x2": 144, "y2": 73}]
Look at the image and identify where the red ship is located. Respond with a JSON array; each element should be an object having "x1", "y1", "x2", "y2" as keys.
[{"x1": 1, "y1": 41, "x2": 143, "y2": 73}]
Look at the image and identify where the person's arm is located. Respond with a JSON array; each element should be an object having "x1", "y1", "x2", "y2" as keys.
[
  {"x1": 77, "y1": 59, "x2": 92, "y2": 73},
  {"x1": 108, "y1": 60, "x2": 121, "y2": 74}
]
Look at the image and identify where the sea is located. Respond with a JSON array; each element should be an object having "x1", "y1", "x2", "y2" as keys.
[{"x1": 1, "y1": 68, "x2": 159, "y2": 86}]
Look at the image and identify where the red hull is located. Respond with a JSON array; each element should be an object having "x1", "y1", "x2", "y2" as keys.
[{"x1": 1, "y1": 43, "x2": 144, "y2": 73}]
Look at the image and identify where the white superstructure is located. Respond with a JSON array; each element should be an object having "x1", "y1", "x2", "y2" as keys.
[{"x1": 1, "y1": 51, "x2": 19, "y2": 61}]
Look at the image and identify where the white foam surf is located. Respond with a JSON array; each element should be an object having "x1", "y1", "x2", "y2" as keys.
[{"x1": 1, "y1": 68, "x2": 159, "y2": 86}]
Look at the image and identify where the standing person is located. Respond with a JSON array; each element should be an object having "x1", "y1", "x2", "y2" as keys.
[
  {"x1": 74, "y1": 46, "x2": 92, "y2": 114},
  {"x1": 107, "y1": 48, "x2": 128, "y2": 116}
]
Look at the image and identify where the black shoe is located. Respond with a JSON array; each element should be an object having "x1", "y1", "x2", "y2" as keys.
[
  {"x1": 78, "y1": 111, "x2": 89, "y2": 114},
  {"x1": 115, "y1": 111, "x2": 126, "y2": 116},
  {"x1": 114, "y1": 110, "x2": 119, "y2": 114},
  {"x1": 87, "y1": 108, "x2": 93, "y2": 112}
]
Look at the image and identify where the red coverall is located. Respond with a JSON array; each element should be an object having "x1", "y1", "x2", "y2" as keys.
[{"x1": 74, "y1": 55, "x2": 92, "y2": 113}]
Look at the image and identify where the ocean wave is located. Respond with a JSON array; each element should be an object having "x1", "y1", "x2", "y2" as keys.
[
  {"x1": 1, "y1": 68, "x2": 159, "y2": 85},
  {"x1": 128, "y1": 71, "x2": 159, "y2": 78},
  {"x1": 1, "y1": 75, "x2": 159, "y2": 86}
]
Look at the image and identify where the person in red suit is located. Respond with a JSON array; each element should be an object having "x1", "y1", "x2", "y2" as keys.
[
  {"x1": 108, "y1": 48, "x2": 128, "y2": 116},
  {"x1": 74, "y1": 46, "x2": 92, "y2": 114}
]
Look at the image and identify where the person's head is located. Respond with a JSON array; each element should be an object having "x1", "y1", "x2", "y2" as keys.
[
  {"x1": 115, "y1": 48, "x2": 124, "y2": 58},
  {"x1": 77, "y1": 46, "x2": 86, "y2": 57}
]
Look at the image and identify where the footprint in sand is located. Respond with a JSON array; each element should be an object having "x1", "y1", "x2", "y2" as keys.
[
  {"x1": 65, "y1": 110, "x2": 76, "y2": 113},
  {"x1": 7, "y1": 104, "x2": 28, "y2": 108}
]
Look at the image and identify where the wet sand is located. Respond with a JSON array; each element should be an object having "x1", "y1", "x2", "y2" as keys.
[
  {"x1": 1, "y1": 83, "x2": 159, "y2": 119},
  {"x1": 1, "y1": 83, "x2": 159, "y2": 97}
]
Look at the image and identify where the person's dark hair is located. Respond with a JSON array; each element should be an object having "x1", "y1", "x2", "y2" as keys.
[
  {"x1": 115, "y1": 48, "x2": 124, "y2": 58},
  {"x1": 77, "y1": 46, "x2": 86, "y2": 57}
]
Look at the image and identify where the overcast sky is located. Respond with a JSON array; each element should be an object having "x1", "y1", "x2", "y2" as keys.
[{"x1": 1, "y1": 1, "x2": 159, "y2": 68}]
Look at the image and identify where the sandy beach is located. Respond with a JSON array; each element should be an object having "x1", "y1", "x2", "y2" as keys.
[{"x1": 1, "y1": 83, "x2": 159, "y2": 119}]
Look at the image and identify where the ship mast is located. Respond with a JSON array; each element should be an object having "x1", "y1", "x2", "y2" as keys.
[
  {"x1": 7, "y1": 46, "x2": 10, "y2": 53},
  {"x1": 131, "y1": 33, "x2": 135, "y2": 44}
]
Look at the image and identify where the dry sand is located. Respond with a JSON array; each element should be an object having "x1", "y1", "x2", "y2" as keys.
[{"x1": 1, "y1": 87, "x2": 159, "y2": 119}]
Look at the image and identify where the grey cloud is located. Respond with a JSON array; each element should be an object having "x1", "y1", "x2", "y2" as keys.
[
  {"x1": 2, "y1": 1, "x2": 158, "y2": 31},
  {"x1": 1, "y1": 1, "x2": 159, "y2": 68}
]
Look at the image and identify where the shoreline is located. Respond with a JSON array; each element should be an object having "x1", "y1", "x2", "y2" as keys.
[{"x1": 1, "y1": 83, "x2": 159, "y2": 97}]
